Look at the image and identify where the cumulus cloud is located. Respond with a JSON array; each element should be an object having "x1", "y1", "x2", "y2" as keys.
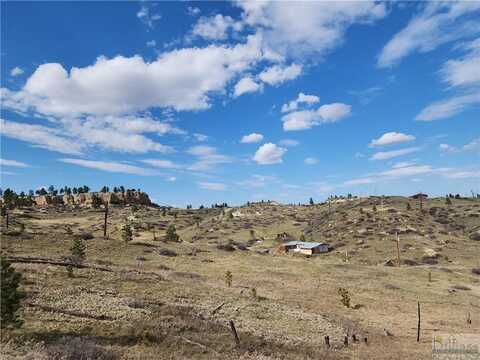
[
  {"x1": 0, "y1": 159, "x2": 29, "y2": 168},
  {"x1": 59, "y1": 158, "x2": 157, "y2": 175},
  {"x1": 282, "y1": 103, "x2": 351, "y2": 131},
  {"x1": 281, "y1": 93, "x2": 319, "y2": 113},
  {"x1": 258, "y1": 64, "x2": 302, "y2": 86},
  {"x1": 1, "y1": 35, "x2": 263, "y2": 117},
  {"x1": 192, "y1": 14, "x2": 242, "y2": 40},
  {"x1": 253, "y1": 143, "x2": 287, "y2": 164},
  {"x1": 198, "y1": 181, "x2": 227, "y2": 190},
  {"x1": 238, "y1": 1, "x2": 386, "y2": 60},
  {"x1": 304, "y1": 157, "x2": 318, "y2": 165},
  {"x1": 10, "y1": 67, "x2": 24, "y2": 77},
  {"x1": 415, "y1": 91, "x2": 480, "y2": 121},
  {"x1": 233, "y1": 76, "x2": 262, "y2": 97},
  {"x1": 369, "y1": 132, "x2": 415, "y2": 147},
  {"x1": 241, "y1": 133, "x2": 264, "y2": 143},
  {"x1": 439, "y1": 143, "x2": 457, "y2": 152},
  {"x1": 378, "y1": 2, "x2": 480, "y2": 67},
  {"x1": 146, "y1": 40, "x2": 156, "y2": 48},
  {"x1": 370, "y1": 147, "x2": 420, "y2": 160}
]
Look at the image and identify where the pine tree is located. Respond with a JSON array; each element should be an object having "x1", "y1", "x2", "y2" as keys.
[
  {"x1": 406, "y1": 202, "x2": 412, "y2": 211},
  {"x1": 122, "y1": 222, "x2": 133, "y2": 243},
  {"x1": 70, "y1": 238, "x2": 86, "y2": 264},
  {"x1": 309, "y1": 197, "x2": 314, "y2": 206},
  {"x1": 165, "y1": 224, "x2": 179, "y2": 242},
  {"x1": 1, "y1": 256, "x2": 25, "y2": 328}
]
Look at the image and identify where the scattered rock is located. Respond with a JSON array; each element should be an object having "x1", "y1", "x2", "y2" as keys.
[{"x1": 159, "y1": 249, "x2": 177, "y2": 257}]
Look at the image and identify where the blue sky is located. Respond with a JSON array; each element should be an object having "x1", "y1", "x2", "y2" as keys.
[{"x1": 1, "y1": 1, "x2": 479, "y2": 206}]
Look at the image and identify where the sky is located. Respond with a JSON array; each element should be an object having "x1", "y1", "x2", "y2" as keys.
[{"x1": 1, "y1": 1, "x2": 479, "y2": 207}]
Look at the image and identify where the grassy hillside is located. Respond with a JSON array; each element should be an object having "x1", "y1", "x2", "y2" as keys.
[{"x1": 1, "y1": 196, "x2": 479, "y2": 359}]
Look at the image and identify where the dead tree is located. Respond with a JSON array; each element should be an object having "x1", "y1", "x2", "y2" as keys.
[
  {"x1": 229, "y1": 320, "x2": 240, "y2": 346},
  {"x1": 103, "y1": 202, "x2": 109, "y2": 238}
]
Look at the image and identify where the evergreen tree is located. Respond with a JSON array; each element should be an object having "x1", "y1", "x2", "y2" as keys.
[
  {"x1": 406, "y1": 203, "x2": 412, "y2": 211},
  {"x1": 3, "y1": 189, "x2": 17, "y2": 209},
  {"x1": 1, "y1": 256, "x2": 25, "y2": 328},
  {"x1": 48, "y1": 185, "x2": 55, "y2": 194},
  {"x1": 309, "y1": 197, "x2": 314, "y2": 206},
  {"x1": 72, "y1": 187, "x2": 78, "y2": 194},
  {"x1": 122, "y1": 222, "x2": 133, "y2": 243},
  {"x1": 28, "y1": 190, "x2": 34, "y2": 197},
  {"x1": 91, "y1": 194, "x2": 102, "y2": 208},
  {"x1": 70, "y1": 238, "x2": 86, "y2": 264},
  {"x1": 165, "y1": 224, "x2": 179, "y2": 242},
  {"x1": 445, "y1": 197, "x2": 452, "y2": 205}
]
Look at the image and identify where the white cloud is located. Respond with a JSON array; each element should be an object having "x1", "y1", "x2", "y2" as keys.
[
  {"x1": 392, "y1": 161, "x2": 416, "y2": 169},
  {"x1": 253, "y1": 143, "x2": 286, "y2": 165},
  {"x1": 378, "y1": 2, "x2": 480, "y2": 67},
  {"x1": 0, "y1": 159, "x2": 29, "y2": 168},
  {"x1": 167, "y1": 176, "x2": 177, "y2": 182},
  {"x1": 258, "y1": 64, "x2": 302, "y2": 86},
  {"x1": 369, "y1": 132, "x2": 415, "y2": 147},
  {"x1": 463, "y1": 137, "x2": 480, "y2": 152},
  {"x1": 59, "y1": 158, "x2": 156, "y2": 176},
  {"x1": 441, "y1": 38, "x2": 480, "y2": 88},
  {"x1": 192, "y1": 14, "x2": 242, "y2": 40},
  {"x1": 238, "y1": 1, "x2": 386, "y2": 61},
  {"x1": 281, "y1": 92, "x2": 319, "y2": 113},
  {"x1": 146, "y1": 40, "x2": 156, "y2": 48},
  {"x1": 187, "y1": 6, "x2": 201, "y2": 17},
  {"x1": 10, "y1": 67, "x2": 24, "y2": 77},
  {"x1": 187, "y1": 145, "x2": 232, "y2": 171},
  {"x1": 439, "y1": 143, "x2": 457, "y2": 152},
  {"x1": 278, "y1": 139, "x2": 299, "y2": 147},
  {"x1": 379, "y1": 165, "x2": 433, "y2": 178},
  {"x1": 233, "y1": 76, "x2": 262, "y2": 97},
  {"x1": 140, "y1": 159, "x2": 181, "y2": 169},
  {"x1": 370, "y1": 147, "x2": 420, "y2": 160},
  {"x1": 415, "y1": 91, "x2": 480, "y2": 121},
  {"x1": 441, "y1": 169, "x2": 480, "y2": 179},
  {"x1": 1, "y1": 34, "x2": 263, "y2": 116},
  {"x1": 282, "y1": 102, "x2": 351, "y2": 131},
  {"x1": 237, "y1": 174, "x2": 275, "y2": 188},
  {"x1": 241, "y1": 133, "x2": 264, "y2": 143},
  {"x1": 343, "y1": 177, "x2": 375, "y2": 186},
  {"x1": 193, "y1": 133, "x2": 208, "y2": 142},
  {"x1": 0, "y1": 119, "x2": 82, "y2": 155},
  {"x1": 198, "y1": 181, "x2": 227, "y2": 190},
  {"x1": 137, "y1": 4, "x2": 161, "y2": 29},
  {"x1": 304, "y1": 157, "x2": 318, "y2": 165}
]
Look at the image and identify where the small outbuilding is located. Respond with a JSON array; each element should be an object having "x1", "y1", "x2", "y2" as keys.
[{"x1": 278, "y1": 241, "x2": 330, "y2": 255}]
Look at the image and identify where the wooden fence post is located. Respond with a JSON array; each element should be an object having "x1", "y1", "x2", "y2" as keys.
[
  {"x1": 6, "y1": 213, "x2": 9, "y2": 229},
  {"x1": 229, "y1": 320, "x2": 240, "y2": 346},
  {"x1": 103, "y1": 202, "x2": 108, "y2": 238},
  {"x1": 344, "y1": 336, "x2": 348, "y2": 346},
  {"x1": 417, "y1": 302, "x2": 421, "y2": 342},
  {"x1": 324, "y1": 335, "x2": 330, "y2": 348},
  {"x1": 363, "y1": 337, "x2": 368, "y2": 345}
]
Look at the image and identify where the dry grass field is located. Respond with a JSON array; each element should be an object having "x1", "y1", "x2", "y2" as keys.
[{"x1": 1, "y1": 196, "x2": 479, "y2": 359}]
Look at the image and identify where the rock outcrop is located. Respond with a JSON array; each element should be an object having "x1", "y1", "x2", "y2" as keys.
[{"x1": 33, "y1": 191, "x2": 152, "y2": 207}]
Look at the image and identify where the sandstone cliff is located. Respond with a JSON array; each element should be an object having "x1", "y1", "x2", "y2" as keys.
[{"x1": 33, "y1": 191, "x2": 152, "y2": 207}]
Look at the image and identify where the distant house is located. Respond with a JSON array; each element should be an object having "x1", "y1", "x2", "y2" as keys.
[
  {"x1": 410, "y1": 193, "x2": 428, "y2": 199},
  {"x1": 278, "y1": 241, "x2": 330, "y2": 255}
]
